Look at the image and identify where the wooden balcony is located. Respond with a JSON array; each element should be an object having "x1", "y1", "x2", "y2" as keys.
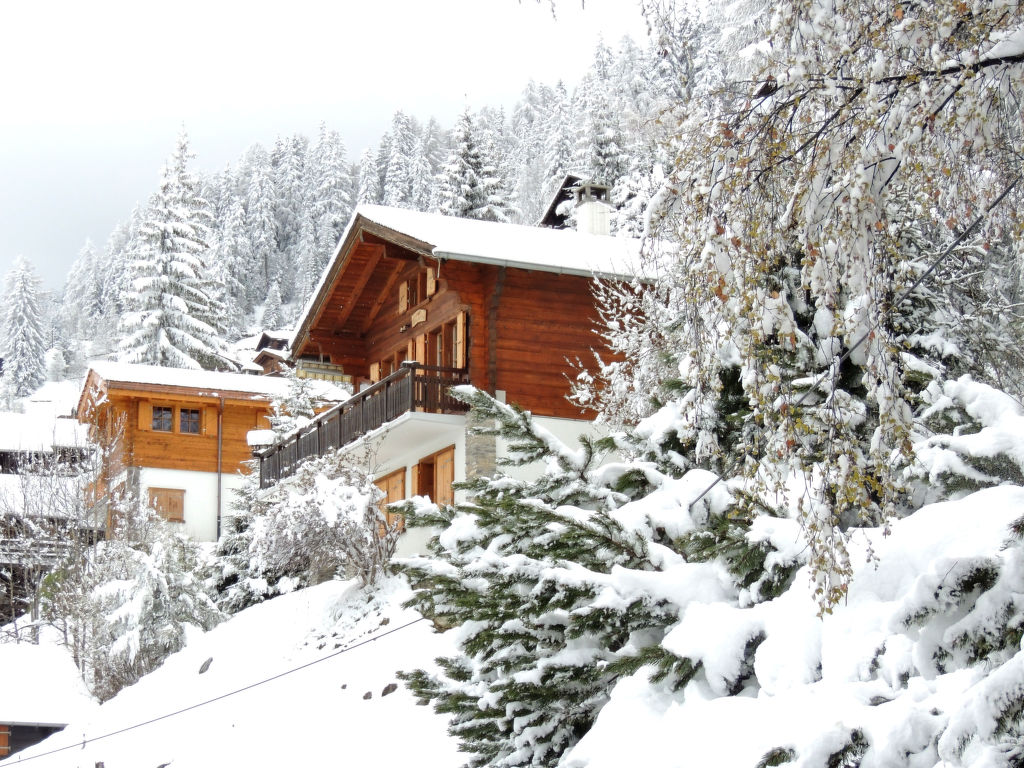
[{"x1": 258, "y1": 362, "x2": 470, "y2": 489}]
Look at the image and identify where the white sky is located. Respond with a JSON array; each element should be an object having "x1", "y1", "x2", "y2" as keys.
[{"x1": 0, "y1": 0, "x2": 647, "y2": 292}]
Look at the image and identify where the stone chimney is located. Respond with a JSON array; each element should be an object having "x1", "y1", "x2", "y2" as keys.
[{"x1": 573, "y1": 181, "x2": 612, "y2": 236}]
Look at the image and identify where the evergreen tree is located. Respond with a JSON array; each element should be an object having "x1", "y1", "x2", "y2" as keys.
[
  {"x1": 244, "y1": 145, "x2": 278, "y2": 305},
  {"x1": 262, "y1": 281, "x2": 284, "y2": 330},
  {"x1": 382, "y1": 111, "x2": 420, "y2": 209},
  {"x1": 1, "y1": 255, "x2": 46, "y2": 398},
  {"x1": 356, "y1": 147, "x2": 382, "y2": 204},
  {"x1": 210, "y1": 196, "x2": 251, "y2": 337},
  {"x1": 400, "y1": 388, "x2": 678, "y2": 768},
  {"x1": 309, "y1": 123, "x2": 353, "y2": 258},
  {"x1": 118, "y1": 131, "x2": 227, "y2": 370},
  {"x1": 438, "y1": 110, "x2": 515, "y2": 222}
]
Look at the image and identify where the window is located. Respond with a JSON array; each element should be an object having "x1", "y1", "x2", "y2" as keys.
[
  {"x1": 152, "y1": 406, "x2": 173, "y2": 432},
  {"x1": 140, "y1": 402, "x2": 214, "y2": 436},
  {"x1": 180, "y1": 408, "x2": 201, "y2": 434}
]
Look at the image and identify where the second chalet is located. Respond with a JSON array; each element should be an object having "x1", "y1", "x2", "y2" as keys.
[{"x1": 258, "y1": 196, "x2": 641, "y2": 552}]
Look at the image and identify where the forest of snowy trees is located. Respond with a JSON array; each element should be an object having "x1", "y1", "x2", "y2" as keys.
[{"x1": 0, "y1": 32, "x2": 682, "y2": 385}]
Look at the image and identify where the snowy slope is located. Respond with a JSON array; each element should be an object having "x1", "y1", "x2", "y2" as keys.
[{"x1": 2, "y1": 577, "x2": 460, "y2": 768}]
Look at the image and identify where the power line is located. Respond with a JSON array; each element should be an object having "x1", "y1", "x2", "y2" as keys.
[
  {"x1": 687, "y1": 172, "x2": 1022, "y2": 511},
  {"x1": 5, "y1": 615, "x2": 427, "y2": 765}
]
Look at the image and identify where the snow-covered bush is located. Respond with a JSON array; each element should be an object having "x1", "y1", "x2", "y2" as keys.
[
  {"x1": 401, "y1": 379, "x2": 1024, "y2": 768},
  {"x1": 209, "y1": 447, "x2": 400, "y2": 614},
  {"x1": 250, "y1": 451, "x2": 398, "y2": 588},
  {"x1": 41, "y1": 497, "x2": 221, "y2": 701}
]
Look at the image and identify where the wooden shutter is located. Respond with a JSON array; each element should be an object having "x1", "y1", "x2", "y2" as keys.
[
  {"x1": 204, "y1": 407, "x2": 219, "y2": 437},
  {"x1": 412, "y1": 460, "x2": 434, "y2": 499},
  {"x1": 369, "y1": 362, "x2": 381, "y2": 383},
  {"x1": 398, "y1": 281, "x2": 409, "y2": 314},
  {"x1": 434, "y1": 447, "x2": 455, "y2": 507},
  {"x1": 414, "y1": 334, "x2": 427, "y2": 364},
  {"x1": 454, "y1": 311, "x2": 467, "y2": 369},
  {"x1": 149, "y1": 488, "x2": 185, "y2": 523},
  {"x1": 426, "y1": 267, "x2": 437, "y2": 297},
  {"x1": 138, "y1": 401, "x2": 153, "y2": 431},
  {"x1": 374, "y1": 470, "x2": 406, "y2": 532}
]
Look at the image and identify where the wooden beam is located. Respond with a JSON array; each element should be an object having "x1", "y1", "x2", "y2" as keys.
[
  {"x1": 334, "y1": 243, "x2": 385, "y2": 331},
  {"x1": 361, "y1": 259, "x2": 407, "y2": 334}
]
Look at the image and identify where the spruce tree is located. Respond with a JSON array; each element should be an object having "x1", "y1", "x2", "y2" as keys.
[
  {"x1": 118, "y1": 131, "x2": 227, "y2": 370},
  {"x1": 1, "y1": 255, "x2": 46, "y2": 398},
  {"x1": 439, "y1": 110, "x2": 515, "y2": 222},
  {"x1": 357, "y1": 147, "x2": 382, "y2": 205},
  {"x1": 399, "y1": 388, "x2": 683, "y2": 768},
  {"x1": 262, "y1": 282, "x2": 284, "y2": 330}
]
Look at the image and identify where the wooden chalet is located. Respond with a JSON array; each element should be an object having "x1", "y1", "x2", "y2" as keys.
[
  {"x1": 259, "y1": 204, "x2": 640, "y2": 552},
  {"x1": 77, "y1": 362, "x2": 344, "y2": 541}
]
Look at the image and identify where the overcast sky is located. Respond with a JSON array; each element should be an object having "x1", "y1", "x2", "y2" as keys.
[{"x1": 0, "y1": 0, "x2": 647, "y2": 292}]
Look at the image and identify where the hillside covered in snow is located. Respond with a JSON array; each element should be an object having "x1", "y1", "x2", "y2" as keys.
[{"x1": 2, "y1": 578, "x2": 459, "y2": 768}]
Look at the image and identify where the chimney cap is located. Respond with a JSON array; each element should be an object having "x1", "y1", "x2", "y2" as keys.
[{"x1": 572, "y1": 180, "x2": 610, "y2": 205}]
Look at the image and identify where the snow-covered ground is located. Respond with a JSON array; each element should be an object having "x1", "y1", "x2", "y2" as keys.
[
  {"x1": 0, "y1": 641, "x2": 95, "y2": 728},
  {"x1": 1, "y1": 577, "x2": 460, "y2": 768}
]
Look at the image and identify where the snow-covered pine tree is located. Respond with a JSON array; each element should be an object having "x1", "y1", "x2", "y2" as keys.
[
  {"x1": 539, "y1": 81, "x2": 576, "y2": 204},
  {"x1": 356, "y1": 147, "x2": 383, "y2": 205},
  {"x1": 438, "y1": 109, "x2": 515, "y2": 222},
  {"x1": 44, "y1": 347, "x2": 67, "y2": 382},
  {"x1": 399, "y1": 387, "x2": 693, "y2": 768},
  {"x1": 1, "y1": 255, "x2": 46, "y2": 398},
  {"x1": 60, "y1": 240, "x2": 103, "y2": 340},
  {"x1": 244, "y1": 145, "x2": 278, "y2": 306},
  {"x1": 209, "y1": 196, "x2": 251, "y2": 337},
  {"x1": 261, "y1": 282, "x2": 285, "y2": 331},
  {"x1": 309, "y1": 123, "x2": 353, "y2": 259},
  {"x1": 271, "y1": 134, "x2": 309, "y2": 303},
  {"x1": 118, "y1": 130, "x2": 228, "y2": 370},
  {"x1": 382, "y1": 111, "x2": 420, "y2": 209}
]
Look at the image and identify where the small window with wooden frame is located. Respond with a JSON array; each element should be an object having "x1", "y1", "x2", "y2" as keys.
[
  {"x1": 179, "y1": 408, "x2": 201, "y2": 434},
  {"x1": 138, "y1": 402, "x2": 218, "y2": 437},
  {"x1": 397, "y1": 268, "x2": 438, "y2": 316},
  {"x1": 149, "y1": 487, "x2": 185, "y2": 523},
  {"x1": 152, "y1": 406, "x2": 173, "y2": 432}
]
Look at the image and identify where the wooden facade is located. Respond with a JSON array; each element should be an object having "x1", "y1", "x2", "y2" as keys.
[
  {"x1": 293, "y1": 217, "x2": 612, "y2": 420},
  {"x1": 77, "y1": 367, "x2": 277, "y2": 530},
  {"x1": 79, "y1": 371, "x2": 273, "y2": 475}
]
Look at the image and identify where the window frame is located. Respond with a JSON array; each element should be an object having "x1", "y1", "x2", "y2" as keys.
[
  {"x1": 152, "y1": 406, "x2": 174, "y2": 432},
  {"x1": 179, "y1": 408, "x2": 201, "y2": 434}
]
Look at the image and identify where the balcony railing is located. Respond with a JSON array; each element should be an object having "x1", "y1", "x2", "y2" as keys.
[{"x1": 258, "y1": 362, "x2": 470, "y2": 488}]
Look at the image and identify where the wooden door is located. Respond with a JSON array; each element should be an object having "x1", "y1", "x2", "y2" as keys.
[{"x1": 433, "y1": 447, "x2": 455, "y2": 507}]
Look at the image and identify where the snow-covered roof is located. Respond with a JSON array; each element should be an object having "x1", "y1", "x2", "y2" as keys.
[
  {"x1": 356, "y1": 204, "x2": 642, "y2": 278},
  {"x1": 0, "y1": 642, "x2": 95, "y2": 725},
  {"x1": 23, "y1": 381, "x2": 85, "y2": 419},
  {"x1": 0, "y1": 413, "x2": 89, "y2": 452},
  {"x1": 83, "y1": 361, "x2": 348, "y2": 403}
]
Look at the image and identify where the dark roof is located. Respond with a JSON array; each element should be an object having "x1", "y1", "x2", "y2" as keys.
[{"x1": 537, "y1": 173, "x2": 585, "y2": 229}]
